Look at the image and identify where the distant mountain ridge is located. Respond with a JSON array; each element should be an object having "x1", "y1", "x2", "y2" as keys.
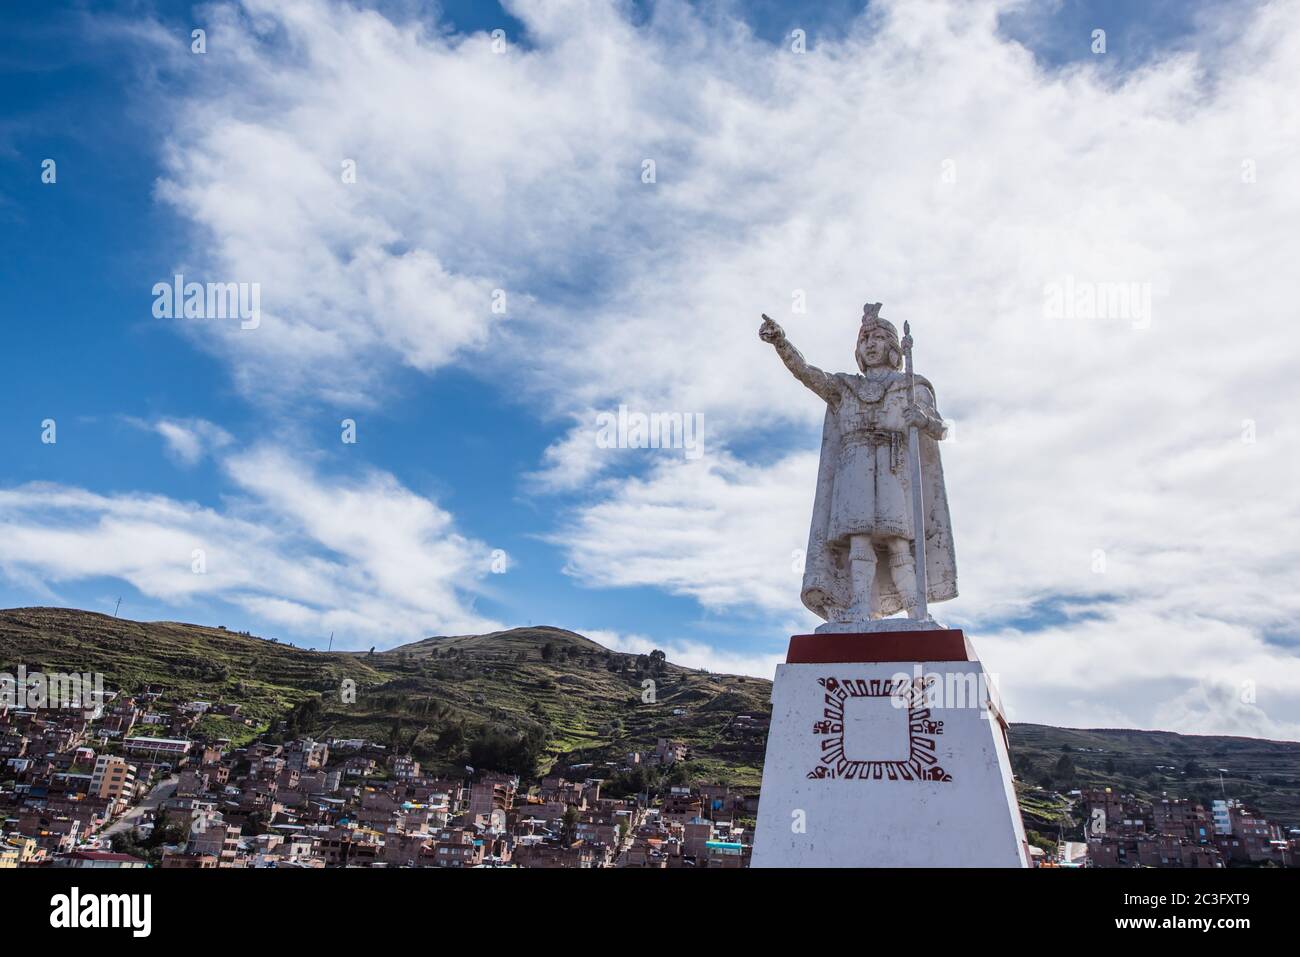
[{"x1": 3, "y1": 606, "x2": 1299, "y2": 827}]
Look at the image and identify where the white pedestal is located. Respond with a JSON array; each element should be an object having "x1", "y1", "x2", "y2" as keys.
[{"x1": 752, "y1": 638, "x2": 1030, "y2": 868}]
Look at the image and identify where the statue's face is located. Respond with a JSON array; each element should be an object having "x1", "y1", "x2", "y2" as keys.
[{"x1": 858, "y1": 327, "x2": 893, "y2": 368}]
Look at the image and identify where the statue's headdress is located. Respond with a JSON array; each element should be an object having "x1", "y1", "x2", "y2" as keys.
[{"x1": 856, "y1": 302, "x2": 903, "y2": 372}]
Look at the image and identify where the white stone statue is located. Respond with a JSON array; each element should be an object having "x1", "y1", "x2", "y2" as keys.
[{"x1": 760, "y1": 304, "x2": 957, "y2": 628}]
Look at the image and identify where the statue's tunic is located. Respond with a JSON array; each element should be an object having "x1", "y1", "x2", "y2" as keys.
[
  {"x1": 802, "y1": 370, "x2": 958, "y2": 620},
  {"x1": 826, "y1": 372, "x2": 914, "y2": 542}
]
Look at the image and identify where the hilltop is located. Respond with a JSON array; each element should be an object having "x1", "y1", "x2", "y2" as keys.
[{"x1": 3, "y1": 606, "x2": 1299, "y2": 828}]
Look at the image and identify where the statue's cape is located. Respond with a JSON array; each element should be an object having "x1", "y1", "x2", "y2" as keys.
[{"x1": 800, "y1": 375, "x2": 958, "y2": 620}]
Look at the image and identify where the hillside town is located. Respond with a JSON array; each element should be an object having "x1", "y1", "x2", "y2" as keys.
[
  {"x1": 2, "y1": 687, "x2": 1296, "y2": 869},
  {"x1": 1067, "y1": 787, "x2": 1298, "y2": 868},
  {"x1": 0, "y1": 689, "x2": 754, "y2": 868}
]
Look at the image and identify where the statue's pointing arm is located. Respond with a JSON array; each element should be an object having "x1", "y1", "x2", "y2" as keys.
[{"x1": 758, "y1": 316, "x2": 839, "y2": 406}]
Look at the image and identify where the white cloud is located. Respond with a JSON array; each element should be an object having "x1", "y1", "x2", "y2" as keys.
[
  {"x1": 131, "y1": 417, "x2": 233, "y2": 466},
  {"x1": 1151, "y1": 680, "x2": 1300, "y2": 741},
  {"x1": 978, "y1": 612, "x2": 1300, "y2": 737},
  {"x1": 525, "y1": 418, "x2": 614, "y2": 492},
  {"x1": 553, "y1": 452, "x2": 819, "y2": 616},
  {"x1": 106, "y1": 0, "x2": 1300, "y2": 734},
  {"x1": 223, "y1": 446, "x2": 489, "y2": 619},
  {"x1": 0, "y1": 449, "x2": 499, "y2": 647}
]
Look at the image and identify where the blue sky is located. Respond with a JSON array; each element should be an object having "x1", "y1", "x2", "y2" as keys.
[{"x1": 2, "y1": 0, "x2": 1298, "y2": 736}]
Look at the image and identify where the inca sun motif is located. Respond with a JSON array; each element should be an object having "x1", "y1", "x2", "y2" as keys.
[{"x1": 806, "y1": 675, "x2": 952, "y2": 782}]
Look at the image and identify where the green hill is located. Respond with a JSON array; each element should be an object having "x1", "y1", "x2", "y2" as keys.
[
  {"x1": 3, "y1": 606, "x2": 1299, "y2": 828},
  {"x1": 1009, "y1": 724, "x2": 1300, "y2": 831},
  {"x1": 0, "y1": 607, "x2": 771, "y2": 786}
]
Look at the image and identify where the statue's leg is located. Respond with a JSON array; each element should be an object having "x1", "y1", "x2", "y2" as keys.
[
  {"x1": 886, "y1": 536, "x2": 920, "y2": 616},
  {"x1": 847, "y1": 534, "x2": 877, "y2": 620}
]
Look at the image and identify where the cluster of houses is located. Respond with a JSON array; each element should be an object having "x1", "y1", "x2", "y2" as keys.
[
  {"x1": 625, "y1": 737, "x2": 688, "y2": 767},
  {"x1": 0, "y1": 690, "x2": 754, "y2": 868},
  {"x1": 1042, "y1": 787, "x2": 1299, "y2": 868},
  {"x1": 9, "y1": 684, "x2": 1294, "y2": 871}
]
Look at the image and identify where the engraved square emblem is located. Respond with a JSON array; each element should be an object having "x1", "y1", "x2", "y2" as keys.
[{"x1": 806, "y1": 676, "x2": 952, "y2": 782}]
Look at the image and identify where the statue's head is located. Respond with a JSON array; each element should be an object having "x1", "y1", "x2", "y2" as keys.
[{"x1": 855, "y1": 302, "x2": 903, "y2": 372}]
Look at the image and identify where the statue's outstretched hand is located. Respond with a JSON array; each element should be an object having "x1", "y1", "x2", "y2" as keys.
[{"x1": 759, "y1": 314, "x2": 784, "y2": 344}]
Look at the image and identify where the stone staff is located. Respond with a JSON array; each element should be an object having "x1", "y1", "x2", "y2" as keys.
[{"x1": 902, "y1": 320, "x2": 929, "y2": 621}]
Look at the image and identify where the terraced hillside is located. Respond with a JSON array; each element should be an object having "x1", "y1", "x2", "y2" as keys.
[{"x1": 0, "y1": 607, "x2": 772, "y2": 786}]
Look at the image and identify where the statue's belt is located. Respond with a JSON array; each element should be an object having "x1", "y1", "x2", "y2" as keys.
[{"x1": 840, "y1": 429, "x2": 904, "y2": 471}]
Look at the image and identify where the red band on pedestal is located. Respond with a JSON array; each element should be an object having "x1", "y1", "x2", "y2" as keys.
[{"x1": 787, "y1": 629, "x2": 974, "y2": 664}]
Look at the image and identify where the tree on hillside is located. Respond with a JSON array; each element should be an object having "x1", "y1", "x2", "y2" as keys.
[
  {"x1": 603, "y1": 765, "x2": 651, "y2": 798},
  {"x1": 1054, "y1": 754, "x2": 1076, "y2": 784},
  {"x1": 1012, "y1": 755, "x2": 1037, "y2": 779},
  {"x1": 661, "y1": 762, "x2": 691, "y2": 787},
  {"x1": 438, "y1": 722, "x2": 467, "y2": 760},
  {"x1": 467, "y1": 723, "x2": 547, "y2": 776},
  {"x1": 146, "y1": 809, "x2": 187, "y2": 849},
  {"x1": 286, "y1": 695, "x2": 323, "y2": 736}
]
